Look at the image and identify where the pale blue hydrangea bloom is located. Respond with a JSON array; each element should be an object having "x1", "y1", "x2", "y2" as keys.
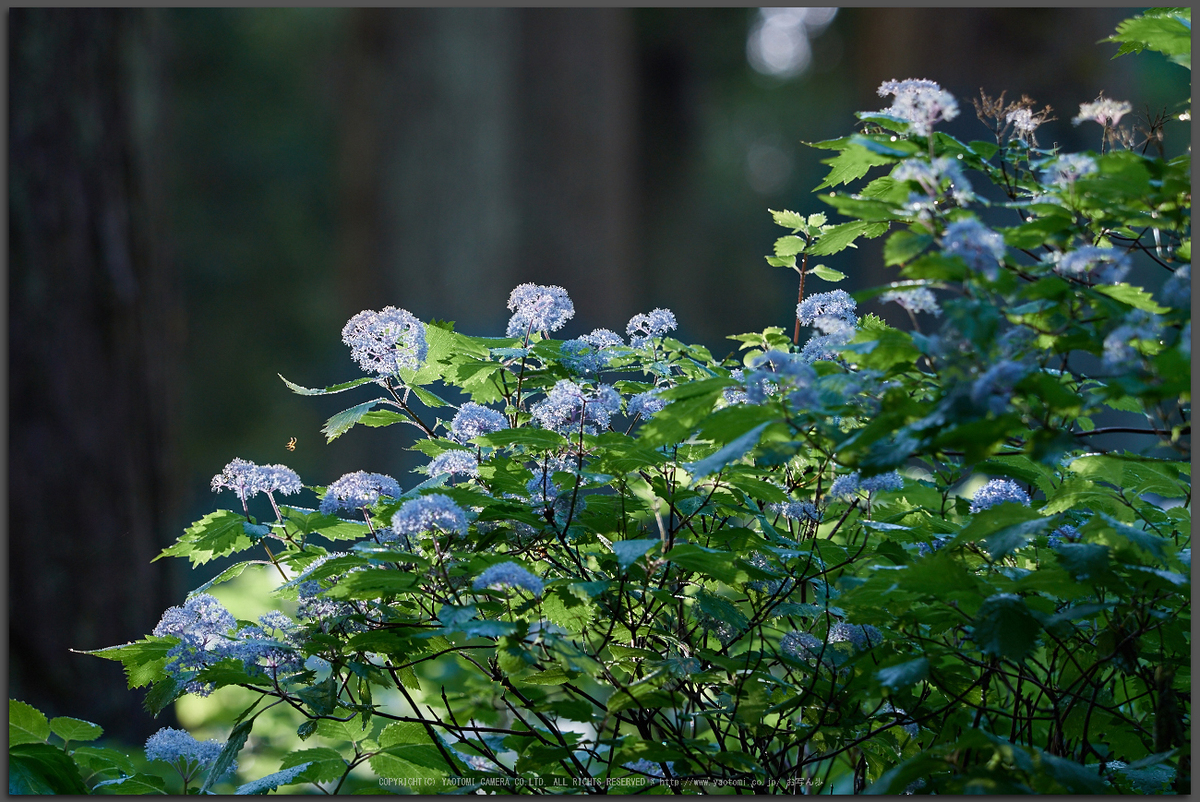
[
  {"x1": 830, "y1": 622, "x2": 884, "y2": 650},
  {"x1": 797, "y1": 290, "x2": 857, "y2": 335},
  {"x1": 526, "y1": 467, "x2": 561, "y2": 505},
  {"x1": 234, "y1": 764, "x2": 311, "y2": 795},
  {"x1": 449, "y1": 402, "x2": 508, "y2": 443},
  {"x1": 798, "y1": 333, "x2": 847, "y2": 363},
  {"x1": 781, "y1": 630, "x2": 825, "y2": 661},
  {"x1": 876, "y1": 78, "x2": 959, "y2": 136},
  {"x1": 626, "y1": 308, "x2": 678, "y2": 347},
  {"x1": 1159, "y1": 264, "x2": 1190, "y2": 309},
  {"x1": 144, "y1": 727, "x2": 231, "y2": 780},
  {"x1": 392, "y1": 494, "x2": 468, "y2": 538},
  {"x1": 744, "y1": 349, "x2": 819, "y2": 406},
  {"x1": 1103, "y1": 310, "x2": 1163, "y2": 369},
  {"x1": 767, "y1": 500, "x2": 821, "y2": 522},
  {"x1": 211, "y1": 459, "x2": 302, "y2": 502},
  {"x1": 942, "y1": 219, "x2": 1006, "y2": 280},
  {"x1": 723, "y1": 369, "x2": 749, "y2": 404},
  {"x1": 319, "y1": 471, "x2": 401, "y2": 515},
  {"x1": 473, "y1": 562, "x2": 544, "y2": 597},
  {"x1": 426, "y1": 450, "x2": 480, "y2": 479},
  {"x1": 970, "y1": 360, "x2": 1028, "y2": 415},
  {"x1": 696, "y1": 608, "x2": 739, "y2": 646},
  {"x1": 880, "y1": 287, "x2": 941, "y2": 316},
  {"x1": 623, "y1": 759, "x2": 674, "y2": 780},
  {"x1": 1041, "y1": 153, "x2": 1097, "y2": 187},
  {"x1": 917, "y1": 536, "x2": 951, "y2": 556},
  {"x1": 560, "y1": 339, "x2": 608, "y2": 375},
  {"x1": 153, "y1": 594, "x2": 239, "y2": 697},
  {"x1": 505, "y1": 283, "x2": 575, "y2": 338},
  {"x1": 1053, "y1": 246, "x2": 1132, "y2": 284},
  {"x1": 829, "y1": 470, "x2": 904, "y2": 501},
  {"x1": 893, "y1": 157, "x2": 974, "y2": 205},
  {"x1": 745, "y1": 552, "x2": 794, "y2": 595},
  {"x1": 582, "y1": 328, "x2": 625, "y2": 349},
  {"x1": 970, "y1": 478, "x2": 1030, "y2": 513},
  {"x1": 1072, "y1": 96, "x2": 1132, "y2": 127},
  {"x1": 628, "y1": 388, "x2": 668, "y2": 419},
  {"x1": 293, "y1": 552, "x2": 356, "y2": 622},
  {"x1": 531, "y1": 380, "x2": 621, "y2": 435},
  {"x1": 1048, "y1": 524, "x2": 1081, "y2": 549},
  {"x1": 341, "y1": 306, "x2": 427, "y2": 375}
]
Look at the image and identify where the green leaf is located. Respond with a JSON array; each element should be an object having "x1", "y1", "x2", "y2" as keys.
[
  {"x1": 91, "y1": 773, "x2": 169, "y2": 795},
  {"x1": 187, "y1": 561, "x2": 261, "y2": 597},
  {"x1": 1105, "y1": 11, "x2": 1191, "y2": 67},
  {"x1": 280, "y1": 748, "x2": 347, "y2": 784},
  {"x1": 808, "y1": 221, "x2": 889, "y2": 257},
  {"x1": 154, "y1": 509, "x2": 253, "y2": 567},
  {"x1": 769, "y1": 208, "x2": 806, "y2": 230},
  {"x1": 810, "y1": 264, "x2": 847, "y2": 282},
  {"x1": 683, "y1": 422, "x2": 771, "y2": 478},
  {"x1": 766, "y1": 255, "x2": 797, "y2": 268},
  {"x1": 982, "y1": 516, "x2": 1054, "y2": 560},
  {"x1": 199, "y1": 719, "x2": 254, "y2": 794},
  {"x1": 9, "y1": 743, "x2": 89, "y2": 795},
  {"x1": 296, "y1": 677, "x2": 341, "y2": 717},
  {"x1": 234, "y1": 763, "x2": 313, "y2": 794},
  {"x1": 612, "y1": 539, "x2": 660, "y2": 571},
  {"x1": 883, "y1": 230, "x2": 933, "y2": 266},
  {"x1": 322, "y1": 399, "x2": 386, "y2": 443},
  {"x1": 278, "y1": 374, "x2": 376, "y2": 396},
  {"x1": 774, "y1": 235, "x2": 807, "y2": 257},
  {"x1": 815, "y1": 142, "x2": 895, "y2": 189},
  {"x1": 516, "y1": 666, "x2": 572, "y2": 686},
  {"x1": 695, "y1": 591, "x2": 748, "y2": 632},
  {"x1": 971, "y1": 594, "x2": 1042, "y2": 660},
  {"x1": 10, "y1": 700, "x2": 50, "y2": 745},
  {"x1": 666, "y1": 544, "x2": 745, "y2": 584},
  {"x1": 876, "y1": 658, "x2": 929, "y2": 691},
  {"x1": 49, "y1": 716, "x2": 102, "y2": 744},
  {"x1": 321, "y1": 569, "x2": 419, "y2": 600},
  {"x1": 72, "y1": 745, "x2": 136, "y2": 779},
  {"x1": 474, "y1": 427, "x2": 567, "y2": 450},
  {"x1": 1092, "y1": 283, "x2": 1169, "y2": 313},
  {"x1": 143, "y1": 675, "x2": 188, "y2": 717},
  {"x1": 79, "y1": 637, "x2": 174, "y2": 689}
]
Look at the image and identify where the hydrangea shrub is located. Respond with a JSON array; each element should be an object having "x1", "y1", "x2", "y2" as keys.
[{"x1": 9, "y1": 9, "x2": 1190, "y2": 795}]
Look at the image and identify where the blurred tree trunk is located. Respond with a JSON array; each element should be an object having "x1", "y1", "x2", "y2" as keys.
[
  {"x1": 336, "y1": 8, "x2": 637, "y2": 337},
  {"x1": 9, "y1": 8, "x2": 181, "y2": 739}
]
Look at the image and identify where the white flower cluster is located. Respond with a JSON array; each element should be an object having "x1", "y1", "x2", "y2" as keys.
[
  {"x1": 211, "y1": 458, "x2": 302, "y2": 503},
  {"x1": 876, "y1": 78, "x2": 960, "y2": 136},
  {"x1": 341, "y1": 306, "x2": 427, "y2": 375}
]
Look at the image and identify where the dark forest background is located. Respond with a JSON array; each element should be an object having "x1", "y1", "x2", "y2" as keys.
[{"x1": 9, "y1": 7, "x2": 1186, "y2": 743}]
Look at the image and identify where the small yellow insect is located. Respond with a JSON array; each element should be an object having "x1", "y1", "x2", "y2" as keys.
[{"x1": 285, "y1": 437, "x2": 297, "y2": 451}]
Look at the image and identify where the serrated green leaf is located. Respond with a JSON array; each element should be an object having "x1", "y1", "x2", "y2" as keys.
[
  {"x1": 774, "y1": 235, "x2": 807, "y2": 257},
  {"x1": 80, "y1": 638, "x2": 174, "y2": 689},
  {"x1": 280, "y1": 748, "x2": 347, "y2": 784},
  {"x1": 1092, "y1": 283, "x2": 1170, "y2": 313},
  {"x1": 808, "y1": 221, "x2": 889, "y2": 257},
  {"x1": 683, "y1": 421, "x2": 770, "y2": 478},
  {"x1": 278, "y1": 374, "x2": 376, "y2": 396},
  {"x1": 9, "y1": 744, "x2": 89, "y2": 795},
  {"x1": 49, "y1": 716, "x2": 103, "y2": 744},
  {"x1": 9, "y1": 699, "x2": 50, "y2": 745},
  {"x1": 91, "y1": 773, "x2": 168, "y2": 795},
  {"x1": 876, "y1": 658, "x2": 929, "y2": 690},
  {"x1": 769, "y1": 208, "x2": 806, "y2": 230},
  {"x1": 612, "y1": 538, "x2": 660, "y2": 570},
  {"x1": 815, "y1": 142, "x2": 895, "y2": 189},
  {"x1": 154, "y1": 509, "x2": 253, "y2": 567},
  {"x1": 322, "y1": 399, "x2": 387, "y2": 442},
  {"x1": 810, "y1": 264, "x2": 847, "y2": 282},
  {"x1": 971, "y1": 594, "x2": 1042, "y2": 659}
]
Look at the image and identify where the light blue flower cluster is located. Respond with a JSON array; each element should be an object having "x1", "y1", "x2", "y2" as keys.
[
  {"x1": 1160, "y1": 264, "x2": 1190, "y2": 309},
  {"x1": 153, "y1": 593, "x2": 238, "y2": 696},
  {"x1": 426, "y1": 449, "x2": 480, "y2": 479},
  {"x1": 1103, "y1": 310, "x2": 1163, "y2": 369},
  {"x1": 828, "y1": 470, "x2": 905, "y2": 501},
  {"x1": 627, "y1": 388, "x2": 667, "y2": 419},
  {"x1": 878, "y1": 701, "x2": 920, "y2": 739},
  {"x1": 880, "y1": 287, "x2": 941, "y2": 317},
  {"x1": 1041, "y1": 153, "x2": 1097, "y2": 187},
  {"x1": 626, "y1": 308, "x2": 677, "y2": 347},
  {"x1": 623, "y1": 759, "x2": 675, "y2": 780},
  {"x1": 560, "y1": 328, "x2": 626, "y2": 375},
  {"x1": 341, "y1": 306, "x2": 427, "y2": 375},
  {"x1": 695, "y1": 608, "x2": 740, "y2": 646},
  {"x1": 392, "y1": 494, "x2": 468, "y2": 538},
  {"x1": 767, "y1": 499, "x2": 821, "y2": 522},
  {"x1": 745, "y1": 552, "x2": 794, "y2": 595},
  {"x1": 527, "y1": 467, "x2": 561, "y2": 505},
  {"x1": 744, "y1": 349, "x2": 818, "y2": 405},
  {"x1": 319, "y1": 471, "x2": 401, "y2": 515},
  {"x1": 473, "y1": 561, "x2": 544, "y2": 597},
  {"x1": 144, "y1": 727, "x2": 231, "y2": 781},
  {"x1": 893, "y1": 157, "x2": 974, "y2": 207},
  {"x1": 942, "y1": 219, "x2": 1006, "y2": 280},
  {"x1": 211, "y1": 458, "x2": 302, "y2": 503},
  {"x1": 1048, "y1": 524, "x2": 1081, "y2": 549},
  {"x1": 796, "y1": 291, "x2": 858, "y2": 363},
  {"x1": 449, "y1": 402, "x2": 508, "y2": 443},
  {"x1": 781, "y1": 630, "x2": 825, "y2": 661},
  {"x1": 531, "y1": 379, "x2": 621, "y2": 435},
  {"x1": 969, "y1": 478, "x2": 1031, "y2": 513},
  {"x1": 875, "y1": 78, "x2": 959, "y2": 136},
  {"x1": 1053, "y1": 246, "x2": 1132, "y2": 284},
  {"x1": 970, "y1": 360, "x2": 1028, "y2": 415},
  {"x1": 505, "y1": 283, "x2": 575, "y2": 338},
  {"x1": 829, "y1": 622, "x2": 883, "y2": 650}
]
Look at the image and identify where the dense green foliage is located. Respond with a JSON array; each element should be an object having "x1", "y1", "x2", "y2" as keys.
[{"x1": 11, "y1": 9, "x2": 1190, "y2": 795}]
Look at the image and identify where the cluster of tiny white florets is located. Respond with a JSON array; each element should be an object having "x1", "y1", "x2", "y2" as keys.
[
  {"x1": 1072, "y1": 96, "x2": 1132, "y2": 127},
  {"x1": 880, "y1": 287, "x2": 941, "y2": 317},
  {"x1": 970, "y1": 360, "x2": 1028, "y2": 415},
  {"x1": 561, "y1": 328, "x2": 626, "y2": 375},
  {"x1": 473, "y1": 562, "x2": 544, "y2": 597},
  {"x1": 969, "y1": 478, "x2": 1031, "y2": 513},
  {"x1": 828, "y1": 470, "x2": 905, "y2": 501},
  {"x1": 942, "y1": 219, "x2": 1006, "y2": 280},
  {"x1": 781, "y1": 630, "x2": 827, "y2": 661},
  {"x1": 531, "y1": 379, "x2": 622, "y2": 435},
  {"x1": 627, "y1": 388, "x2": 668, "y2": 419},
  {"x1": 767, "y1": 499, "x2": 822, "y2": 522},
  {"x1": 506, "y1": 283, "x2": 575, "y2": 338},
  {"x1": 1103, "y1": 309, "x2": 1163, "y2": 370},
  {"x1": 144, "y1": 727, "x2": 232, "y2": 782},
  {"x1": 1052, "y1": 246, "x2": 1132, "y2": 285},
  {"x1": 449, "y1": 402, "x2": 509, "y2": 443},
  {"x1": 796, "y1": 290, "x2": 859, "y2": 364},
  {"x1": 211, "y1": 458, "x2": 302, "y2": 503},
  {"x1": 425, "y1": 449, "x2": 480, "y2": 479},
  {"x1": 1041, "y1": 153, "x2": 1098, "y2": 187},
  {"x1": 626, "y1": 308, "x2": 678, "y2": 347},
  {"x1": 876, "y1": 78, "x2": 960, "y2": 136},
  {"x1": 319, "y1": 471, "x2": 401, "y2": 515},
  {"x1": 341, "y1": 306, "x2": 427, "y2": 375},
  {"x1": 392, "y1": 493, "x2": 469, "y2": 538},
  {"x1": 829, "y1": 622, "x2": 884, "y2": 651}
]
